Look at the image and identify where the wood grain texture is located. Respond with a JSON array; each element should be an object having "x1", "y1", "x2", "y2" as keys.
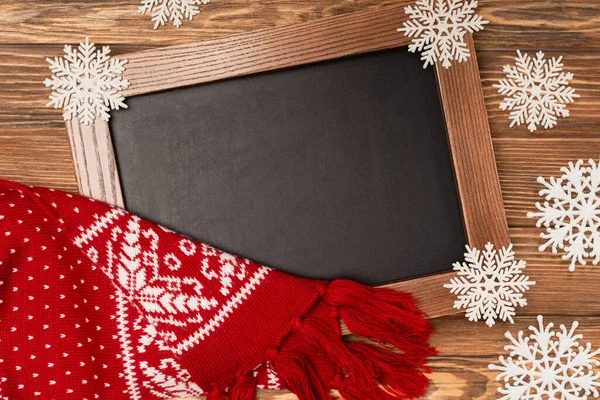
[
  {"x1": 0, "y1": 0, "x2": 399, "y2": 45},
  {"x1": 1, "y1": 1, "x2": 600, "y2": 399},
  {"x1": 436, "y1": 34, "x2": 510, "y2": 248},
  {"x1": 65, "y1": 118, "x2": 124, "y2": 207},
  {"x1": 494, "y1": 138, "x2": 600, "y2": 227},
  {"x1": 2, "y1": 1, "x2": 600, "y2": 50},
  {"x1": 420, "y1": 315, "x2": 600, "y2": 399},
  {"x1": 0, "y1": 46, "x2": 67, "y2": 133},
  {"x1": 0, "y1": 134, "x2": 78, "y2": 192},
  {"x1": 119, "y1": 2, "x2": 415, "y2": 97}
]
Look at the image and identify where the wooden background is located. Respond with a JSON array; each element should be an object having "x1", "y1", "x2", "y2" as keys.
[{"x1": 1, "y1": 0, "x2": 599, "y2": 398}]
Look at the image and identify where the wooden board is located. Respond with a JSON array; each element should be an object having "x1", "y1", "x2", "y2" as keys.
[
  {"x1": 1, "y1": 1, "x2": 600, "y2": 399},
  {"x1": 1, "y1": 1, "x2": 600, "y2": 50}
]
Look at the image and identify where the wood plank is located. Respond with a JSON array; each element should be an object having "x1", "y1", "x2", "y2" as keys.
[
  {"x1": 65, "y1": 118, "x2": 124, "y2": 207},
  {"x1": 477, "y1": 1, "x2": 600, "y2": 50},
  {"x1": 119, "y1": 3, "x2": 415, "y2": 97},
  {"x1": 0, "y1": 135, "x2": 78, "y2": 191},
  {"x1": 436, "y1": 34, "x2": 510, "y2": 249},
  {"x1": 424, "y1": 315, "x2": 600, "y2": 399},
  {"x1": 0, "y1": 46, "x2": 66, "y2": 132},
  {"x1": 429, "y1": 315, "x2": 600, "y2": 356},
  {"x1": 506, "y1": 227, "x2": 600, "y2": 314},
  {"x1": 0, "y1": 0, "x2": 397, "y2": 45},
  {"x1": 1, "y1": 1, "x2": 600, "y2": 50},
  {"x1": 493, "y1": 138, "x2": 600, "y2": 227}
]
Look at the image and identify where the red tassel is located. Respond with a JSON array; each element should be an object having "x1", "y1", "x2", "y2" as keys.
[
  {"x1": 230, "y1": 372, "x2": 256, "y2": 400},
  {"x1": 267, "y1": 280, "x2": 435, "y2": 400},
  {"x1": 291, "y1": 315, "x2": 373, "y2": 388},
  {"x1": 266, "y1": 347, "x2": 333, "y2": 400},
  {"x1": 347, "y1": 341, "x2": 434, "y2": 399},
  {"x1": 206, "y1": 384, "x2": 230, "y2": 400},
  {"x1": 323, "y1": 280, "x2": 434, "y2": 364},
  {"x1": 329, "y1": 373, "x2": 389, "y2": 400}
]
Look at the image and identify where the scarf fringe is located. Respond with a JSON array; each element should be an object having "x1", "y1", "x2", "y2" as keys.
[
  {"x1": 229, "y1": 372, "x2": 257, "y2": 400},
  {"x1": 255, "y1": 279, "x2": 435, "y2": 400},
  {"x1": 324, "y1": 280, "x2": 435, "y2": 365},
  {"x1": 266, "y1": 345, "x2": 332, "y2": 399},
  {"x1": 347, "y1": 341, "x2": 434, "y2": 399},
  {"x1": 207, "y1": 384, "x2": 231, "y2": 400}
]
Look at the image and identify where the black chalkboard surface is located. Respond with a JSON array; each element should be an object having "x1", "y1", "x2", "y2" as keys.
[{"x1": 109, "y1": 47, "x2": 467, "y2": 285}]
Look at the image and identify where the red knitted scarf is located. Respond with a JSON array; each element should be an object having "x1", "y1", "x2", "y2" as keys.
[{"x1": 0, "y1": 179, "x2": 435, "y2": 399}]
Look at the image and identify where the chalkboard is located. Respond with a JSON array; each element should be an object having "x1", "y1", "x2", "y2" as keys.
[{"x1": 109, "y1": 47, "x2": 467, "y2": 285}]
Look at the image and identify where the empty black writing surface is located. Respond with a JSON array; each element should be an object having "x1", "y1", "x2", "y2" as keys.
[{"x1": 109, "y1": 47, "x2": 467, "y2": 285}]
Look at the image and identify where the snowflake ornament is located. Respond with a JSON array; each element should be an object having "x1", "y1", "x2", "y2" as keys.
[
  {"x1": 44, "y1": 37, "x2": 129, "y2": 126},
  {"x1": 528, "y1": 159, "x2": 600, "y2": 271},
  {"x1": 489, "y1": 315, "x2": 600, "y2": 399},
  {"x1": 139, "y1": 0, "x2": 210, "y2": 29},
  {"x1": 444, "y1": 242, "x2": 535, "y2": 327},
  {"x1": 494, "y1": 50, "x2": 579, "y2": 132},
  {"x1": 397, "y1": 0, "x2": 488, "y2": 69}
]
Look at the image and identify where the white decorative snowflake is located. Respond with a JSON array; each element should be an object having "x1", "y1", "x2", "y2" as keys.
[
  {"x1": 489, "y1": 315, "x2": 600, "y2": 400},
  {"x1": 397, "y1": 0, "x2": 488, "y2": 69},
  {"x1": 528, "y1": 159, "x2": 600, "y2": 272},
  {"x1": 444, "y1": 242, "x2": 535, "y2": 327},
  {"x1": 494, "y1": 50, "x2": 579, "y2": 132},
  {"x1": 44, "y1": 37, "x2": 129, "y2": 126},
  {"x1": 139, "y1": 0, "x2": 210, "y2": 29}
]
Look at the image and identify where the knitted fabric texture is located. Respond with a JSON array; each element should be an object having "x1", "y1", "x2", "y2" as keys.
[{"x1": 0, "y1": 179, "x2": 435, "y2": 399}]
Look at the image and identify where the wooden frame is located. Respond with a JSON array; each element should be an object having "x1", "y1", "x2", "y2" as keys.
[{"x1": 64, "y1": 2, "x2": 509, "y2": 320}]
